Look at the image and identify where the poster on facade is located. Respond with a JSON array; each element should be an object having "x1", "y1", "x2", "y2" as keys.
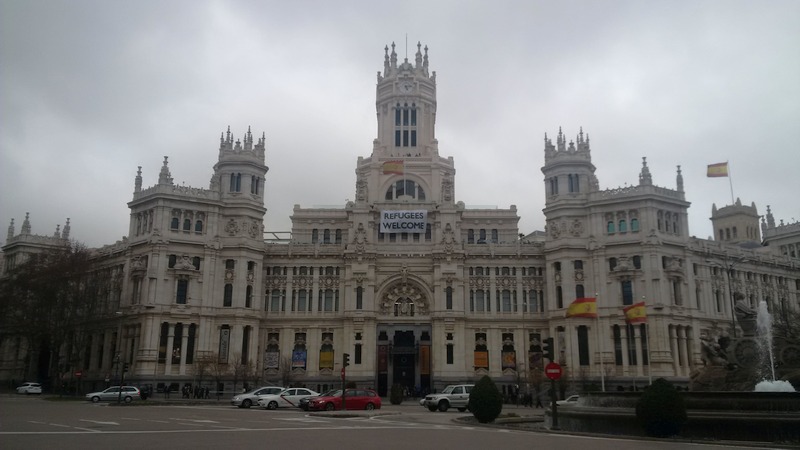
[
  {"x1": 502, "y1": 350, "x2": 516, "y2": 370},
  {"x1": 264, "y1": 351, "x2": 279, "y2": 369},
  {"x1": 292, "y1": 350, "x2": 307, "y2": 369},
  {"x1": 218, "y1": 328, "x2": 230, "y2": 363},
  {"x1": 529, "y1": 351, "x2": 543, "y2": 369},
  {"x1": 379, "y1": 210, "x2": 427, "y2": 233},
  {"x1": 319, "y1": 350, "x2": 334, "y2": 370},
  {"x1": 419, "y1": 345, "x2": 430, "y2": 375},
  {"x1": 474, "y1": 350, "x2": 489, "y2": 369}
]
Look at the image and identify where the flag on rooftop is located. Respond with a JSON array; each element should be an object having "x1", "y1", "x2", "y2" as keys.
[
  {"x1": 565, "y1": 297, "x2": 598, "y2": 318},
  {"x1": 707, "y1": 162, "x2": 729, "y2": 178},
  {"x1": 382, "y1": 160, "x2": 404, "y2": 175},
  {"x1": 623, "y1": 301, "x2": 647, "y2": 324}
]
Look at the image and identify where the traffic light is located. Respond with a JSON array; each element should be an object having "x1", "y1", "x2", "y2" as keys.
[
  {"x1": 542, "y1": 337, "x2": 554, "y2": 362},
  {"x1": 123, "y1": 363, "x2": 130, "y2": 373},
  {"x1": 343, "y1": 353, "x2": 350, "y2": 367}
]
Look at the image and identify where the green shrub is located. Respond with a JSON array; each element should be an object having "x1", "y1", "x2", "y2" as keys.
[
  {"x1": 468, "y1": 375, "x2": 503, "y2": 423},
  {"x1": 389, "y1": 384, "x2": 405, "y2": 405},
  {"x1": 635, "y1": 378, "x2": 687, "y2": 438}
]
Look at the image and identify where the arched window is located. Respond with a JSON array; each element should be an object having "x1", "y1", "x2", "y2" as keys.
[
  {"x1": 384, "y1": 179, "x2": 426, "y2": 200},
  {"x1": 323, "y1": 229, "x2": 331, "y2": 244},
  {"x1": 171, "y1": 217, "x2": 180, "y2": 230},
  {"x1": 467, "y1": 229, "x2": 475, "y2": 244},
  {"x1": 630, "y1": 218, "x2": 639, "y2": 232},
  {"x1": 575, "y1": 284, "x2": 585, "y2": 298},
  {"x1": 619, "y1": 220, "x2": 627, "y2": 232},
  {"x1": 607, "y1": 221, "x2": 615, "y2": 233},
  {"x1": 183, "y1": 219, "x2": 191, "y2": 231},
  {"x1": 195, "y1": 220, "x2": 203, "y2": 232}
]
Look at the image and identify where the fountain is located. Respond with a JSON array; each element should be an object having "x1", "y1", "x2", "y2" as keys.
[
  {"x1": 548, "y1": 299, "x2": 800, "y2": 442},
  {"x1": 754, "y1": 300, "x2": 796, "y2": 392}
]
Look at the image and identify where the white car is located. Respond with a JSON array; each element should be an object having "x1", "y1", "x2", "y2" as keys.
[
  {"x1": 231, "y1": 386, "x2": 284, "y2": 408},
  {"x1": 16, "y1": 382, "x2": 42, "y2": 395},
  {"x1": 258, "y1": 387, "x2": 320, "y2": 410},
  {"x1": 556, "y1": 395, "x2": 579, "y2": 406}
]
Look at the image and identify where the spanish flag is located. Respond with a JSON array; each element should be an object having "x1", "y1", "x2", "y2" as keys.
[
  {"x1": 382, "y1": 160, "x2": 404, "y2": 175},
  {"x1": 623, "y1": 302, "x2": 647, "y2": 324},
  {"x1": 706, "y1": 162, "x2": 728, "y2": 178},
  {"x1": 565, "y1": 297, "x2": 598, "y2": 318}
]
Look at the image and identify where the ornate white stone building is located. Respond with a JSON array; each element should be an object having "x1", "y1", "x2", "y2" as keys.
[{"x1": 2, "y1": 43, "x2": 799, "y2": 396}]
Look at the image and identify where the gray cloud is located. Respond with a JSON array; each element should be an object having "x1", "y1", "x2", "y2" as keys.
[{"x1": 2, "y1": 0, "x2": 798, "y2": 247}]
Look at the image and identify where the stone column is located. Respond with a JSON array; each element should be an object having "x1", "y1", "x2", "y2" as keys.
[
  {"x1": 165, "y1": 323, "x2": 175, "y2": 376},
  {"x1": 633, "y1": 325, "x2": 643, "y2": 377},
  {"x1": 180, "y1": 327, "x2": 189, "y2": 375},
  {"x1": 678, "y1": 327, "x2": 689, "y2": 376},
  {"x1": 668, "y1": 325, "x2": 678, "y2": 375}
]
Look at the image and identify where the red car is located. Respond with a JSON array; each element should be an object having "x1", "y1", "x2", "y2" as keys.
[{"x1": 307, "y1": 388, "x2": 381, "y2": 411}]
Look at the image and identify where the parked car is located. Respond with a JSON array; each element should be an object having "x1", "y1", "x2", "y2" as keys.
[
  {"x1": 231, "y1": 386, "x2": 283, "y2": 408},
  {"x1": 257, "y1": 387, "x2": 319, "y2": 410},
  {"x1": 299, "y1": 389, "x2": 338, "y2": 411},
  {"x1": 85, "y1": 386, "x2": 141, "y2": 403},
  {"x1": 307, "y1": 388, "x2": 381, "y2": 411},
  {"x1": 16, "y1": 382, "x2": 42, "y2": 395},
  {"x1": 556, "y1": 395, "x2": 579, "y2": 406},
  {"x1": 421, "y1": 384, "x2": 474, "y2": 412}
]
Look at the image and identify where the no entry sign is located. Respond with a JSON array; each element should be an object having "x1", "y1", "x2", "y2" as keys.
[{"x1": 545, "y1": 362, "x2": 563, "y2": 381}]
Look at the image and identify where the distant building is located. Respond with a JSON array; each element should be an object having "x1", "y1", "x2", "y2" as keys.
[{"x1": 2, "y1": 43, "x2": 798, "y2": 395}]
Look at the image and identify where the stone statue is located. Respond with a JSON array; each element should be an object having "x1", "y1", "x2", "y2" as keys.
[
  {"x1": 700, "y1": 333, "x2": 728, "y2": 366},
  {"x1": 735, "y1": 300, "x2": 758, "y2": 337}
]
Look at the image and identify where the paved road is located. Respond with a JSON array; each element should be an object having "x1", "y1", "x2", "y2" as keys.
[{"x1": 0, "y1": 395, "x2": 769, "y2": 450}]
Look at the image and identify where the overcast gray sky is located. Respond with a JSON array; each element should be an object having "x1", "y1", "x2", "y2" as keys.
[{"x1": 2, "y1": 0, "x2": 798, "y2": 248}]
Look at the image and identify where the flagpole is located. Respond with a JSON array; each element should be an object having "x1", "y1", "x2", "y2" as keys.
[
  {"x1": 727, "y1": 160, "x2": 734, "y2": 204},
  {"x1": 646, "y1": 322, "x2": 653, "y2": 385},
  {"x1": 595, "y1": 294, "x2": 605, "y2": 392}
]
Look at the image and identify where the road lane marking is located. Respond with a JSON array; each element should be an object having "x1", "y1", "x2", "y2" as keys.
[{"x1": 79, "y1": 419, "x2": 120, "y2": 426}]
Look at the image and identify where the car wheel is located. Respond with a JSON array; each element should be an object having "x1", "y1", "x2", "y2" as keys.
[
  {"x1": 124, "y1": 396, "x2": 133, "y2": 403},
  {"x1": 267, "y1": 401, "x2": 278, "y2": 410},
  {"x1": 438, "y1": 401, "x2": 449, "y2": 412},
  {"x1": 242, "y1": 399, "x2": 252, "y2": 408},
  {"x1": 325, "y1": 402, "x2": 335, "y2": 411},
  {"x1": 427, "y1": 405, "x2": 437, "y2": 412},
  {"x1": 457, "y1": 407, "x2": 467, "y2": 412},
  {"x1": 92, "y1": 396, "x2": 100, "y2": 403},
  {"x1": 365, "y1": 403, "x2": 375, "y2": 411}
]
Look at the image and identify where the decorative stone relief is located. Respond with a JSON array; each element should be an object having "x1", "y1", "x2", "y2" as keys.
[
  {"x1": 225, "y1": 218, "x2": 240, "y2": 235},
  {"x1": 569, "y1": 219, "x2": 584, "y2": 237}
]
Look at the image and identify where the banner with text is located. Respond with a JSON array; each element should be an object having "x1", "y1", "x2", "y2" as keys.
[{"x1": 380, "y1": 210, "x2": 427, "y2": 233}]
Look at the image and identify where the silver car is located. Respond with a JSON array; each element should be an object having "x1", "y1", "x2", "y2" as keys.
[
  {"x1": 86, "y1": 386, "x2": 141, "y2": 403},
  {"x1": 231, "y1": 386, "x2": 283, "y2": 408}
]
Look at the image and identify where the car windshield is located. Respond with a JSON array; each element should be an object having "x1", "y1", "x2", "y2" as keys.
[
  {"x1": 324, "y1": 390, "x2": 343, "y2": 398},
  {"x1": 441, "y1": 385, "x2": 455, "y2": 394}
]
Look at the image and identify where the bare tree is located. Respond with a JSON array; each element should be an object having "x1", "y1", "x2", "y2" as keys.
[
  {"x1": 0, "y1": 243, "x2": 113, "y2": 391},
  {"x1": 278, "y1": 355, "x2": 296, "y2": 387},
  {"x1": 195, "y1": 352, "x2": 230, "y2": 400}
]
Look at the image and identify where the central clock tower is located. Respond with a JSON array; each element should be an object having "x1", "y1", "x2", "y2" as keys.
[{"x1": 373, "y1": 42, "x2": 438, "y2": 158}]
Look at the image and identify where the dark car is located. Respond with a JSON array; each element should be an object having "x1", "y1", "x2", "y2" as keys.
[
  {"x1": 307, "y1": 388, "x2": 381, "y2": 411},
  {"x1": 299, "y1": 389, "x2": 339, "y2": 411}
]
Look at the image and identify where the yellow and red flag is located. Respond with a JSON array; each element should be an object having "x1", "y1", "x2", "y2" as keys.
[
  {"x1": 623, "y1": 302, "x2": 647, "y2": 324},
  {"x1": 706, "y1": 162, "x2": 728, "y2": 178},
  {"x1": 382, "y1": 160, "x2": 404, "y2": 175},
  {"x1": 565, "y1": 297, "x2": 598, "y2": 318}
]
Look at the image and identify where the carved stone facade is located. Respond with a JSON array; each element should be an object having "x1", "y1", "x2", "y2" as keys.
[{"x1": 2, "y1": 43, "x2": 799, "y2": 395}]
